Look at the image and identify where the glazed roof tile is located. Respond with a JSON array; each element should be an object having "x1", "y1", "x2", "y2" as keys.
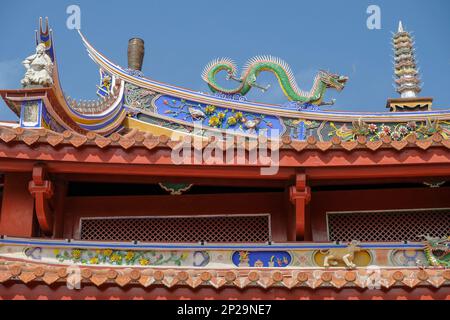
[
  {"x1": 0, "y1": 258, "x2": 448, "y2": 290},
  {"x1": 0, "y1": 125, "x2": 449, "y2": 152}
]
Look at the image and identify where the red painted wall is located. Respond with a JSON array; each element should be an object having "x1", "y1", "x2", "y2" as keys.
[
  {"x1": 2, "y1": 170, "x2": 448, "y2": 244},
  {"x1": 63, "y1": 192, "x2": 288, "y2": 242},
  {"x1": 309, "y1": 186, "x2": 450, "y2": 241},
  {"x1": 0, "y1": 173, "x2": 35, "y2": 237}
]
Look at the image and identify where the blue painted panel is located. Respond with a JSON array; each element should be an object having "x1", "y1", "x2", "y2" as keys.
[
  {"x1": 232, "y1": 251, "x2": 292, "y2": 267},
  {"x1": 298, "y1": 121, "x2": 306, "y2": 140},
  {"x1": 20, "y1": 100, "x2": 42, "y2": 128},
  {"x1": 154, "y1": 95, "x2": 283, "y2": 137},
  {"x1": 96, "y1": 69, "x2": 112, "y2": 97}
]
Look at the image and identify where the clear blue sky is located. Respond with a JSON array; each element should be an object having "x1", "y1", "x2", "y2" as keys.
[{"x1": 0, "y1": 0, "x2": 449, "y2": 120}]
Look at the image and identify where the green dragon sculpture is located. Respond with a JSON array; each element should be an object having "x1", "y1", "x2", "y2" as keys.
[
  {"x1": 421, "y1": 235, "x2": 450, "y2": 267},
  {"x1": 202, "y1": 56, "x2": 348, "y2": 106}
]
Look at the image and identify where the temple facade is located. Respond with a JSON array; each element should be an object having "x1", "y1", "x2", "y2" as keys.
[{"x1": 0, "y1": 19, "x2": 448, "y2": 300}]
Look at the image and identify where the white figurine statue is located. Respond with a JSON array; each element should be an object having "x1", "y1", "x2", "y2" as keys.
[{"x1": 21, "y1": 43, "x2": 54, "y2": 87}]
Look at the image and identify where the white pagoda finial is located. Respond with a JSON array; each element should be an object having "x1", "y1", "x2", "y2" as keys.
[{"x1": 393, "y1": 20, "x2": 421, "y2": 98}]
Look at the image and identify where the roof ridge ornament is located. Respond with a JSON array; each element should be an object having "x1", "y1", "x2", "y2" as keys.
[
  {"x1": 398, "y1": 20, "x2": 404, "y2": 33},
  {"x1": 393, "y1": 21, "x2": 421, "y2": 98},
  {"x1": 20, "y1": 43, "x2": 54, "y2": 88},
  {"x1": 202, "y1": 56, "x2": 348, "y2": 107},
  {"x1": 387, "y1": 21, "x2": 433, "y2": 112},
  {"x1": 20, "y1": 17, "x2": 56, "y2": 88}
]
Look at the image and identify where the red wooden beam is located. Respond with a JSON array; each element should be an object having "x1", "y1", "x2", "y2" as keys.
[
  {"x1": 0, "y1": 157, "x2": 450, "y2": 184},
  {"x1": 28, "y1": 163, "x2": 54, "y2": 235},
  {"x1": 306, "y1": 164, "x2": 450, "y2": 180},
  {"x1": 0, "y1": 144, "x2": 449, "y2": 169},
  {"x1": 289, "y1": 173, "x2": 311, "y2": 240},
  {"x1": 0, "y1": 158, "x2": 296, "y2": 180}
]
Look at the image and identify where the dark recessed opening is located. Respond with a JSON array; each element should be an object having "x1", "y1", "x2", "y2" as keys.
[
  {"x1": 67, "y1": 182, "x2": 284, "y2": 197},
  {"x1": 312, "y1": 182, "x2": 449, "y2": 192},
  {"x1": 327, "y1": 208, "x2": 450, "y2": 241},
  {"x1": 80, "y1": 215, "x2": 271, "y2": 243}
]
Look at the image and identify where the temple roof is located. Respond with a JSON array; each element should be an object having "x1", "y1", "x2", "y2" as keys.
[{"x1": 0, "y1": 18, "x2": 449, "y2": 159}]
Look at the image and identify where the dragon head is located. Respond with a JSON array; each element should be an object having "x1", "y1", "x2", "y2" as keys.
[
  {"x1": 319, "y1": 70, "x2": 348, "y2": 91},
  {"x1": 420, "y1": 234, "x2": 450, "y2": 259}
]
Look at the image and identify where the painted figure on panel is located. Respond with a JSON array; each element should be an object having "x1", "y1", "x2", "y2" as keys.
[{"x1": 321, "y1": 240, "x2": 361, "y2": 269}]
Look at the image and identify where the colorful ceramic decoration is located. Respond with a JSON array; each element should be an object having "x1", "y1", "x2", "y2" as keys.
[
  {"x1": 232, "y1": 251, "x2": 292, "y2": 267},
  {"x1": 202, "y1": 56, "x2": 348, "y2": 105},
  {"x1": 423, "y1": 235, "x2": 450, "y2": 267},
  {"x1": 0, "y1": 238, "x2": 434, "y2": 269}
]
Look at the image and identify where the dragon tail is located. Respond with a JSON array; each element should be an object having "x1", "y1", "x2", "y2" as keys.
[{"x1": 202, "y1": 57, "x2": 239, "y2": 94}]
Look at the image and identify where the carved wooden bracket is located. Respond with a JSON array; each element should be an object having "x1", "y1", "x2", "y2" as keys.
[
  {"x1": 289, "y1": 173, "x2": 311, "y2": 239},
  {"x1": 28, "y1": 164, "x2": 54, "y2": 235}
]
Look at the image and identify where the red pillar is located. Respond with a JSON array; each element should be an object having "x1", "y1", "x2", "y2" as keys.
[
  {"x1": 285, "y1": 188, "x2": 296, "y2": 241},
  {"x1": 289, "y1": 173, "x2": 311, "y2": 241},
  {"x1": 0, "y1": 173, "x2": 35, "y2": 237},
  {"x1": 52, "y1": 179, "x2": 67, "y2": 238}
]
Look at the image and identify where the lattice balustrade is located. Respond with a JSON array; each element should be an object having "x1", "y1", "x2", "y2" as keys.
[
  {"x1": 80, "y1": 215, "x2": 271, "y2": 243},
  {"x1": 327, "y1": 208, "x2": 450, "y2": 242}
]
